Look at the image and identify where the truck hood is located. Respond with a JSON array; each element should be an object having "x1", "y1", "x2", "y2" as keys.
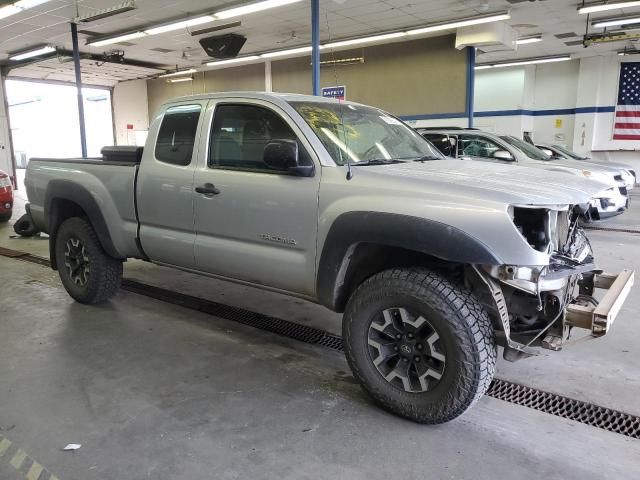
[{"x1": 359, "y1": 160, "x2": 608, "y2": 206}]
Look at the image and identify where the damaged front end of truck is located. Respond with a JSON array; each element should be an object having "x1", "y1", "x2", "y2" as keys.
[{"x1": 468, "y1": 204, "x2": 634, "y2": 361}]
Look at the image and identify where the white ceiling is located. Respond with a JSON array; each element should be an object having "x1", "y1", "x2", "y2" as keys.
[{"x1": 2, "y1": 0, "x2": 640, "y2": 86}]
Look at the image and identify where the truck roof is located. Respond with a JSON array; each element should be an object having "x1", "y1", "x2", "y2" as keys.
[{"x1": 161, "y1": 91, "x2": 366, "y2": 109}]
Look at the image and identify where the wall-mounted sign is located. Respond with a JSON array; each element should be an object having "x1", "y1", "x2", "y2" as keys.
[{"x1": 321, "y1": 85, "x2": 346, "y2": 100}]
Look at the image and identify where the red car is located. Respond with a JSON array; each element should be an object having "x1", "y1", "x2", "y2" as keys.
[{"x1": 0, "y1": 170, "x2": 13, "y2": 222}]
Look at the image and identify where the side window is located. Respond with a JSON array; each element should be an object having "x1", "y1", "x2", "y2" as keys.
[
  {"x1": 155, "y1": 105, "x2": 202, "y2": 166},
  {"x1": 424, "y1": 133, "x2": 453, "y2": 157},
  {"x1": 458, "y1": 135, "x2": 501, "y2": 158},
  {"x1": 209, "y1": 104, "x2": 311, "y2": 172}
]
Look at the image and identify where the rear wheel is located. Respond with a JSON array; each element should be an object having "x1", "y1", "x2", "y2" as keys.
[
  {"x1": 55, "y1": 217, "x2": 122, "y2": 304},
  {"x1": 343, "y1": 268, "x2": 496, "y2": 424}
]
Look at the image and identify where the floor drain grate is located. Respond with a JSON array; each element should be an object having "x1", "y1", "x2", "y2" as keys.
[
  {"x1": 121, "y1": 279, "x2": 345, "y2": 352},
  {"x1": 487, "y1": 379, "x2": 640, "y2": 439},
  {"x1": 3, "y1": 246, "x2": 640, "y2": 438}
]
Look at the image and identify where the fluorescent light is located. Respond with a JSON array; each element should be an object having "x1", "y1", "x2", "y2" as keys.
[
  {"x1": 516, "y1": 35, "x2": 543, "y2": 45},
  {"x1": 206, "y1": 55, "x2": 260, "y2": 67},
  {"x1": 145, "y1": 15, "x2": 214, "y2": 35},
  {"x1": 215, "y1": 0, "x2": 303, "y2": 19},
  {"x1": 10, "y1": 45, "x2": 55, "y2": 61},
  {"x1": 167, "y1": 77, "x2": 193, "y2": 83},
  {"x1": 87, "y1": 31, "x2": 146, "y2": 47},
  {"x1": 593, "y1": 16, "x2": 640, "y2": 27},
  {"x1": 579, "y1": 1, "x2": 640, "y2": 14},
  {"x1": 14, "y1": 0, "x2": 50, "y2": 7},
  {"x1": 0, "y1": 5, "x2": 20, "y2": 19},
  {"x1": 475, "y1": 55, "x2": 571, "y2": 69},
  {"x1": 159, "y1": 69, "x2": 197, "y2": 78},
  {"x1": 324, "y1": 32, "x2": 406, "y2": 49},
  {"x1": 75, "y1": 0, "x2": 136, "y2": 23},
  {"x1": 0, "y1": 0, "x2": 51, "y2": 20},
  {"x1": 261, "y1": 46, "x2": 312, "y2": 58},
  {"x1": 407, "y1": 12, "x2": 511, "y2": 35}
]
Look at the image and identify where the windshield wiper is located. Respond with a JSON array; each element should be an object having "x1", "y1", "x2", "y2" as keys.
[{"x1": 354, "y1": 159, "x2": 406, "y2": 166}]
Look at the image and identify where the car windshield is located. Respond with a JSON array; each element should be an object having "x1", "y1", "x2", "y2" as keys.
[
  {"x1": 289, "y1": 101, "x2": 444, "y2": 165},
  {"x1": 551, "y1": 144, "x2": 588, "y2": 160},
  {"x1": 500, "y1": 135, "x2": 550, "y2": 161}
]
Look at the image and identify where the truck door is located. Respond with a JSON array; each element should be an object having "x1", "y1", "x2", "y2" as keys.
[
  {"x1": 192, "y1": 100, "x2": 320, "y2": 296},
  {"x1": 137, "y1": 103, "x2": 205, "y2": 268}
]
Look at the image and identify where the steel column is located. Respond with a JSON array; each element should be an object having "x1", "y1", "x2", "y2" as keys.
[
  {"x1": 466, "y1": 46, "x2": 476, "y2": 128},
  {"x1": 71, "y1": 22, "x2": 87, "y2": 158},
  {"x1": 311, "y1": 0, "x2": 320, "y2": 95}
]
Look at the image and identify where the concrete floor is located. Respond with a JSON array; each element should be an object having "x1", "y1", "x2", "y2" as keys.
[{"x1": 1, "y1": 173, "x2": 639, "y2": 479}]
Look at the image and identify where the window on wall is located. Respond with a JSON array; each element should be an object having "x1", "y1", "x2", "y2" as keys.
[
  {"x1": 209, "y1": 103, "x2": 311, "y2": 172},
  {"x1": 155, "y1": 105, "x2": 202, "y2": 166}
]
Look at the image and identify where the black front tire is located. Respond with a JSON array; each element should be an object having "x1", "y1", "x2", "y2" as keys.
[
  {"x1": 0, "y1": 212, "x2": 11, "y2": 223},
  {"x1": 55, "y1": 217, "x2": 122, "y2": 304},
  {"x1": 343, "y1": 268, "x2": 497, "y2": 424}
]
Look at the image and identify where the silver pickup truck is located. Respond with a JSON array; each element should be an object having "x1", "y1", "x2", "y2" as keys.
[{"x1": 24, "y1": 92, "x2": 634, "y2": 424}]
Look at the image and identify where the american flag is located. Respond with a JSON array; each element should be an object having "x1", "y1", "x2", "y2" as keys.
[{"x1": 614, "y1": 62, "x2": 640, "y2": 140}]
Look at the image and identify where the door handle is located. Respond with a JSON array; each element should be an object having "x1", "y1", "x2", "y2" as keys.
[{"x1": 195, "y1": 183, "x2": 220, "y2": 196}]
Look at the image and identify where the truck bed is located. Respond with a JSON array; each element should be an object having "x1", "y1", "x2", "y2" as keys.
[{"x1": 25, "y1": 155, "x2": 142, "y2": 259}]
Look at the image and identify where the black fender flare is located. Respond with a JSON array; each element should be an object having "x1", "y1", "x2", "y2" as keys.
[
  {"x1": 45, "y1": 180, "x2": 122, "y2": 268},
  {"x1": 316, "y1": 212, "x2": 503, "y2": 311}
]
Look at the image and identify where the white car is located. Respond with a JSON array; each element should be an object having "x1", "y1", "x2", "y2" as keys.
[
  {"x1": 419, "y1": 128, "x2": 628, "y2": 219},
  {"x1": 536, "y1": 143, "x2": 635, "y2": 191}
]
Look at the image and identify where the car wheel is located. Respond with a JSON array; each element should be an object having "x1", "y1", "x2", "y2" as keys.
[
  {"x1": 0, "y1": 212, "x2": 11, "y2": 222},
  {"x1": 54, "y1": 217, "x2": 122, "y2": 304},
  {"x1": 13, "y1": 213, "x2": 39, "y2": 236},
  {"x1": 343, "y1": 268, "x2": 496, "y2": 424}
]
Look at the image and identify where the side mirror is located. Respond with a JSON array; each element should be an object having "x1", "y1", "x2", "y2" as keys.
[
  {"x1": 492, "y1": 150, "x2": 514, "y2": 161},
  {"x1": 539, "y1": 148, "x2": 554, "y2": 157},
  {"x1": 263, "y1": 139, "x2": 313, "y2": 177}
]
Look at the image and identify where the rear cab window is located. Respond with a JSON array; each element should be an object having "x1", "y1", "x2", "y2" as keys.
[{"x1": 155, "y1": 104, "x2": 202, "y2": 166}]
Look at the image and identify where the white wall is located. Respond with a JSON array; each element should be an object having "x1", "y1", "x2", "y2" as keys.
[
  {"x1": 0, "y1": 79, "x2": 13, "y2": 180},
  {"x1": 113, "y1": 79, "x2": 149, "y2": 146}
]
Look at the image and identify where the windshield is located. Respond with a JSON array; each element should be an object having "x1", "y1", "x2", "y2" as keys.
[
  {"x1": 500, "y1": 135, "x2": 550, "y2": 161},
  {"x1": 551, "y1": 144, "x2": 588, "y2": 160},
  {"x1": 289, "y1": 101, "x2": 444, "y2": 165}
]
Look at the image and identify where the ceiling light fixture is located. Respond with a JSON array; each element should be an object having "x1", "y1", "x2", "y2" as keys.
[
  {"x1": 214, "y1": 0, "x2": 303, "y2": 20},
  {"x1": 74, "y1": 0, "x2": 136, "y2": 22},
  {"x1": 206, "y1": 55, "x2": 261, "y2": 67},
  {"x1": 87, "y1": 31, "x2": 146, "y2": 47},
  {"x1": 475, "y1": 55, "x2": 571, "y2": 69},
  {"x1": 159, "y1": 68, "x2": 197, "y2": 78},
  {"x1": 261, "y1": 46, "x2": 313, "y2": 58},
  {"x1": 592, "y1": 16, "x2": 640, "y2": 27},
  {"x1": 9, "y1": 45, "x2": 55, "y2": 61},
  {"x1": 0, "y1": 0, "x2": 51, "y2": 20},
  {"x1": 324, "y1": 32, "x2": 406, "y2": 48},
  {"x1": 167, "y1": 77, "x2": 193, "y2": 83},
  {"x1": 516, "y1": 35, "x2": 543, "y2": 44},
  {"x1": 579, "y1": 1, "x2": 640, "y2": 14},
  {"x1": 406, "y1": 11, "x2": 511, "y2": 35},
  {"x1": 145, "y1": 15, "x2": 215, "y2": 35}
]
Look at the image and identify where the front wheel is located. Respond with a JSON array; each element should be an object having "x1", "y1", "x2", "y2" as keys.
[
  {"x1": 55, "y1": 217, "x2": 122, "y2": 304},
  {"x1": 343, "y1": 268, "x2": 496, "y2": 424}
]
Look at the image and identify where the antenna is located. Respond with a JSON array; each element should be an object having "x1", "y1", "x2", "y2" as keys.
[{"x1": 324, "y1": 12, "x2": 352, "y2": 180}]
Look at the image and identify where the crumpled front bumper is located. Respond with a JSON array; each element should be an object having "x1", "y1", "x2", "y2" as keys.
[{"x1": 566, "y1": 270, "x2": 635, "y2": 336}]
